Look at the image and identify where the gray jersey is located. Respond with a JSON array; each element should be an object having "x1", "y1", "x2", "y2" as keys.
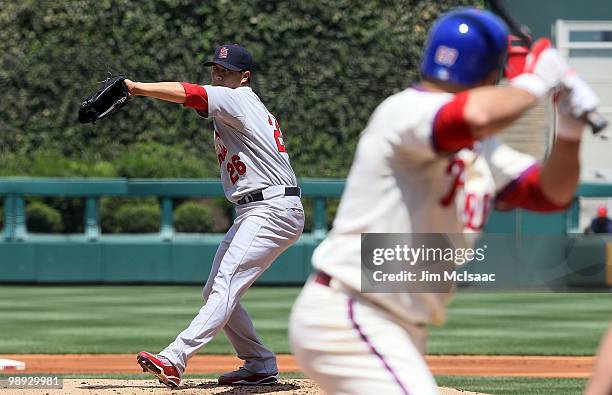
[{"x1": 202, "y1": 85, "x2": 297, "y2": 203}]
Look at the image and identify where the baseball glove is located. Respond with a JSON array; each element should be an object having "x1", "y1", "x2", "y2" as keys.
[{"x1": 78, "y1": 73, "x2": 130, "y2": 124}]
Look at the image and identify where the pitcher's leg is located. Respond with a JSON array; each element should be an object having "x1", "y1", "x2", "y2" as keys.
[
  {"x1": 159, "y1": 216, "x2": 265, "y2": 373},
  {"x1": 202, "y1": 230, "x2": 234, "y2": 301},
  {"x1": 206, "y1": 231, "x2": 276, "y2": 374},
  {"x1": 160, "y1": 205, "x2": 302, "y2": 374},
  {"x1": 221, "y1": 200, "x2": 303, "y2": 376},
  {"x1": 223, "y1": 302, "x2": 277, "y2": 374},
  {"x1": 137, "y1": 221, "x2": 237, "y2": 386}
]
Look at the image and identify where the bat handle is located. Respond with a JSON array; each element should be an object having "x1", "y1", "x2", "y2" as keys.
[{"x1": 585, "y1": 111, "x2": 608, "y2": 135}]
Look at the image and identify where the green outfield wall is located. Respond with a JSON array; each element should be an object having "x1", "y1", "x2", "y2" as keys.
[
  {"x1": 0, "y1": 178, "x2": 611, "y2": 287},
  {"x1": 503, "y1": 0, "x2": 612, "y2": 40}
]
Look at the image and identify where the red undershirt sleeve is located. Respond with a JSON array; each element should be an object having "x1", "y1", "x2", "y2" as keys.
[
  {"x1": 431, "y1": 91, "x2": 475, "y2": 153},
  {"x1": 180, "y1": 82, "x2": 208, "y2": 115},
  {"x1": 495, "y1": 164, "x2": 571, "y2": 212}
]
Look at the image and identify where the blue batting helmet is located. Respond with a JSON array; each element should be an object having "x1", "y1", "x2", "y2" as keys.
[{"x1": 420, "y1": 8, "x2": 508, "y2": 86}]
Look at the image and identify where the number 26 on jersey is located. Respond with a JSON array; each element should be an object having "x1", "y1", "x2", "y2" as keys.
[
  {"x1": 269, "y1": 115, "x2": 286, "y2": 153},
  {"x1": 215, "y1": 133, "x2": 247, "y2": 185}
]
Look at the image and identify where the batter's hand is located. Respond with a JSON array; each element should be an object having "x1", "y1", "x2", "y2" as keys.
[
  {"x1": 556, "y1": 74, "x2": 599, "y2": 140},
  {"x1": 561, "y1": 74, "x2": 599, "y2": 119},
  {"x1": 510, "y1": 38, "x2": 569, "y2": 98}
]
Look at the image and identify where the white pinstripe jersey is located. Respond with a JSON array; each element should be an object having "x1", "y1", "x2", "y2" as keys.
[{"x1": 313, "y1": 87, "x2": 535, "y2": 326}]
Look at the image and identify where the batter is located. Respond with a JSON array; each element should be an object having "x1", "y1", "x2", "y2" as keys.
[{"x1": 289, "y1": 7, "x2": 599, "y2": 395}]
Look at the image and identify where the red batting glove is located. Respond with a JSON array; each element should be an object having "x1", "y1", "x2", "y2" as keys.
[{"x1": 510, "y1": 38, "x2": 569, "y2": 98}]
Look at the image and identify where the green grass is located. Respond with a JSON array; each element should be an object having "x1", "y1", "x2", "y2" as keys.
[
  {"x1": 428, "y1": 293, "x2": 612, "y2": 355},
  {"x1": 436, "y1": 376, "x2": 588, "y2": 395},
  {"x1": 430, "y1": 292, "x2": 612, "y2": 355},
  {"x1": 0, "y1": 286, "x2": 610, "y2": 355},
  {"x1": 0, "y1": 286, "x2": 296, "y2": 354}
]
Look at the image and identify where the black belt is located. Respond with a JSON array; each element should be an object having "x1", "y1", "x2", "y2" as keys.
[{"x1": 237, "y1": 186, "x2": 301, "y2": 205}]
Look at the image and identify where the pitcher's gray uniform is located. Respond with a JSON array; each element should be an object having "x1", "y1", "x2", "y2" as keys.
[
  {"x1": 204, "y1": 85, "x2": 298, "y2": 200},
  {"x1": 134, "y1": 44, "x2": 304, "y2": 388},
  {"x1": 157, "y1": 83, "x2": 304, "y2": 378}
]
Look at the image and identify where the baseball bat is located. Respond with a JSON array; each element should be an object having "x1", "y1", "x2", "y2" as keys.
[{"x1": 489, "y1": 0, "x2": 608, "y2": 134}]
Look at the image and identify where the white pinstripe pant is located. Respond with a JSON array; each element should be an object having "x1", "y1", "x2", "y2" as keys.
[{"x1": 290, "y1": 279, "x2": 439, "y2": 395}]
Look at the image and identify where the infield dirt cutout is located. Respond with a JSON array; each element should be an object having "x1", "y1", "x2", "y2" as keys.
[
  {"x1": 0, "y1": 354, "x2": 594, "y2": 394},
  {"x1": 0, "y1": 378, "x2": 490, "y2": 395}
]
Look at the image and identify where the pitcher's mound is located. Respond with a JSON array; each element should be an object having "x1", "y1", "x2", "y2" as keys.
[{"x1": 6, "y1": 378, "x2": 488, "y2": 394}]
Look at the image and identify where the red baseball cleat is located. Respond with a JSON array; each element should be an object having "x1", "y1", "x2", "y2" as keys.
[
  {"x1": 218, "y1": 367, "x2": 279, "y2": 385},
  {"x1": 136, "y1": 351, "x2": 181, "y2": 388}
]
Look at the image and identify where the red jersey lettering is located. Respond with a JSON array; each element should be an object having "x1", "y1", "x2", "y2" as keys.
[
  {"x1": 269, "y1": 115, "x2": 287, "y2": 153},
  {"x1": 440, "y1": 158, "x2": 465, "y2": 207}
]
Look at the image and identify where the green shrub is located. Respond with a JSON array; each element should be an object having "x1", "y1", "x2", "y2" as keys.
[
  {"x1": 27, "y1": 152, "x2": 118, "y2": 177},
  {"x1": 26, "y1": 201, "x2": 62, "y2": 233},
  {"x1": 114, "y1": 203, "x2": 161, "y2": 233},
  {"x1": 0, "y1": 150, "x2": 118, "y2": 177},
  {"x1": 100, "y1": 197, "x2": 128, "y2": 233},
  {"x1": 100, "y1": 197, "x2": 160, "y2": 233},
  {"x1": 45, "y1": 197, "x2": 85, "y2": 233},
  {"x1": 114, "y1": 142, "x2": 208, "y2": 178},
  {"x1": 174, "y1": 201, "x2": 214, "y2": 233}
]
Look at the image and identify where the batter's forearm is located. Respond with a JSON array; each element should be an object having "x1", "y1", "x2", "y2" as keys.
[
  {"x1": 539, "y1": 138, "x2": 580, "y2": 206},
  {"x1": 130, "y1": 82, "x2": 186, "y2": 104},
  {"x1": 464, "y1": 86, "x2": 538, "y2": 139}
]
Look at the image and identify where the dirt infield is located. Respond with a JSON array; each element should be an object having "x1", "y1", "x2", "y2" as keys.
[
  {"x1": 1, "y1": 354, "x2": 594, "y2": 378},
  {"x1": 0, "y1": 378, "x2": 490, "y2": 395}
]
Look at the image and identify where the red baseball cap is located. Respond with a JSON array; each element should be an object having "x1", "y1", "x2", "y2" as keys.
[{"x1": 598, "y1": 206, "x2": 608, "y2": 217}]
